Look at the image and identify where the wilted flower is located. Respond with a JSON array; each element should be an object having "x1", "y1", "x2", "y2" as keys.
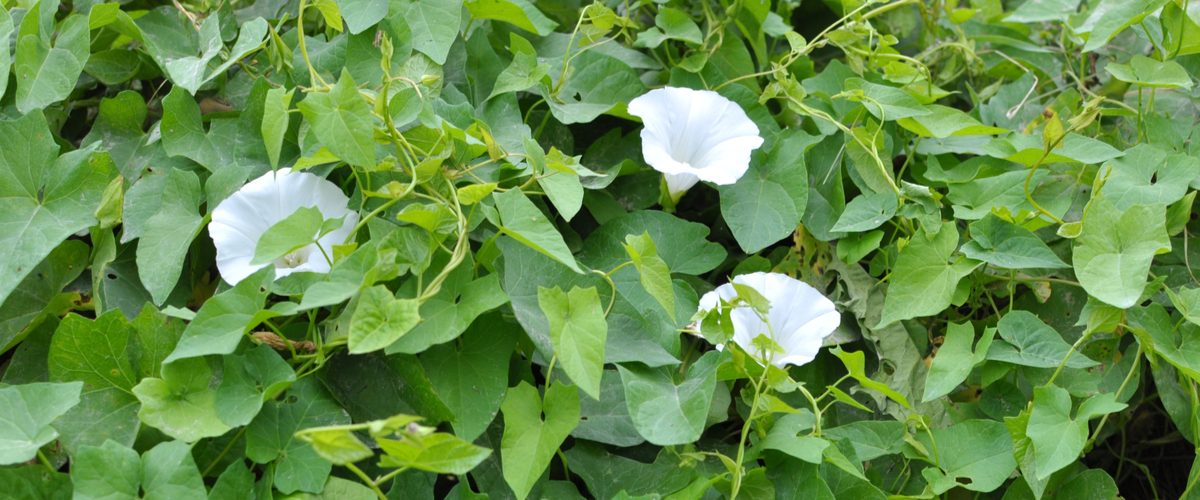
[
  {"x1": 697, "y1": 272, "x2": 840, "y2": 368},
  {"x1": 209, "y1": 168, "x2": 358, "y2": 285},
  {"x1": 627, "y1": 87, "x2": 764, "y2": 203}
]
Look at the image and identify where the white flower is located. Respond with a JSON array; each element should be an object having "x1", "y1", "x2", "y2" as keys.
[
  {"x1": 627, "y1": 87, "x2": 764, "y2": 203},
  {"x1": 698, "y1": 272, "x2": 840, "y2": 368},
  {"x1": 208, "y1": 168, "x2": 359, "y2": 285}
]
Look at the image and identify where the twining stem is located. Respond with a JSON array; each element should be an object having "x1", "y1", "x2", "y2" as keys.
[
  {"x1": 591, "y1": 269, "x2": 621, "y2": 317},
  {"x1": 1085, "y1": 344, "x2": 1143, "y2": 450},
  {"x1": 295, "y1": 0, "x2": 328, "y2": 89}
]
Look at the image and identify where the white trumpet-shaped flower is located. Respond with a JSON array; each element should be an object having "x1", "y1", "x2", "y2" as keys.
[
  {"x1": 209, "y1": 168, "x2": 359, "y2": 285},
  {"x1": 698, "y1": 272, "x2": 841, "y2": 368},
  {"x1": 627, "y1": 87, "x2": 764, "y2": 202}
]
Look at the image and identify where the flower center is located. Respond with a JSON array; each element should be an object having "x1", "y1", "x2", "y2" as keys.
[{"x1": 273, "y1": 247, "x2": 312, "y2": 269}]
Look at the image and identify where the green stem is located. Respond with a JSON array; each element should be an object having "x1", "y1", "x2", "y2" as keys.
[
  {"x1": 346, "y1": 462, "x2": 389, "y2": 500},
  {"x1": 1044, "y1": 328, "x2": 1098, "y2": 387},
  {"x1": 295, "y1": 0, "x2": 328, "y2": 89},
  {"x1": 1085, "y1": 344, "x2": 1142, "y2": 449},
  {"x1": 373, "y1": 466, "x2": 411, "y2": 488},
  {"x1": 201, "y1": 427, "x2": 248, "y2": 477},
  {"x1": 37, "y1": 450, "x2": 55, "y2": 474},
  {"x1": 592, "y1": 269, "x2": 621, "y2": 317}
]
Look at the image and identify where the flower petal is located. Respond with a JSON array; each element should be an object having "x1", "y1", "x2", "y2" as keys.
[
  {"x1": 209, "y1": 168, "x2": 357, "y2": 285},
  {"x1": 696, "y1": 272, "x2": 841, "y2": 368},
  {"x1": 628, "y1": 87, "x2": 764, "y2": 190}
]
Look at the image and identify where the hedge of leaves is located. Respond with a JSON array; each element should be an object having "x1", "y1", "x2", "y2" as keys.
[{"x1": 2, "y1": 0, "x2": 1199, "y2": 497}]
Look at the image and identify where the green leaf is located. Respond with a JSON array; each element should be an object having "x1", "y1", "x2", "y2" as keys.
[
  {"x1": 923, "y1": 323, "x2": 994, "y2": 401},
  {"x1": 164, "y1": 267, "x2": 272, "y2": 363},
  {"x1": 247, "y1": 378, "x2": 351, "y2": 494},
  {"x1": 1005, "y1": 0, "x2": 1079, "y2": 22},
  {"x1": 348, "y1": 285, "x2": 421, "y2": 354},
  {"x1": 566, "y1": 440, "x2": 696, "y2": 500},
  {"x1": 70, "y1": 440, "x2": 141, "y2": 500},
  {"x1": 252, "y1": 206, "x2": 327, "y2": 265},
  {"x1": 986, "y1": 311, "x2": 1099, "y2": 369},
  {"x1": 654, "y1": 7, "x2": 703, "y2": 44},
  {"x1": 337, "y1": 0, "x2": 389, "y2": 33},
  {"x1": 208, "y1": 463, "x2": 256, "y2": 500},
  {"x1": 500, "y1": 382, "x2": 581, "y2": 500},
  {"x1": 878, "y1": 222, "x2": 981, "y2": 327},
  {"x1": 916, "y1": 420, "x2": 1017, "y2": 494},
  {"x1": 0, "y1": 8, "x2": 12, "y2": 103},
  {"x1": 570, "y1": 369, "x2": 644, "y2": 446},
  {"x1": 844, "y1": 126, "x2": 893, "y2": 195},
  {"x1": 0, "y1": 113, "x2": 115, "y2": 307},
  {"x1": 0, "y1": 381, "x2": 82, "y2": 465},
  {"x1": 539, "y1": 51, "x2": 646, "y2": 125},
  {"x1": 946, "y1": 169, "x2": 1050, "y2": 220},
  {"x1": 141, "y1": 439, "x2": 209, "y2": 500},
  {"x1": 136, "y1": 169, "x2": 205, "y2": 305},
  {"x1": 530, "y1": 139, "x2": 584, "y2": 221},
  {"x1": 48, "y1": 311, "x2": 141, "y2": 452},
  {"x1": 617, "y1": 350, "x2": 721, "y2": 446},
  {"x1": 298, "y1": 70, "x2": 377, "y2": 169},
  {"x1": 1128, "y1": 304, "x2": 1200, "y2": 379},
  {"x1": 421, "y1": 314, "x2": 519, "y2": 442},
  {"x1": 982, "y1": 132, "x2": 1123, "y2": 167},
  {"x1": 0, "y1": 240, "x2": 88, "y2": 352},
  {"x1": 579, "y1": 211, "x2": 726, "y2": 275},
  {"x1": 167, "y1": 17, "x2": 268, "y2": 94},
  {"x1": 830, "y1": 192, "x2": 897, "y2": 232},
  {"x1": 757, "y1": 412, "x2": 828, "y2": 463},
  {"x1": 836, "y1": 230, "x2": 883, "y2": 266},
  {"x1": 378, "y1": 431, "x2": 492, "y2": 474},
  {"x1": 1105, "y1": 55, "x2": 1194, "y2": 89},
  {"x1": 490, "y1": 51, "x2": 551, "y2": 99},
  {"x1": 1026, "y1": 385, "x2": 1126, "y2": 478},
  {"x1": 1072, "y1": 197, "x2": 1170, "y2": 309},
  {"x1": 464, "y1": 0, "x2": 558, "y2": 35},
  {"x1": 1100, "y1": 144, "x2": 1200, "y2": 209},
  {"x1": 822, "y1": 421, "x2": 905, "y2": 461},
  {"x1": 0, "y1": 465, "x2": 72, "y2": 500},
  {"x1": 539, "y1": 286, "x2": 608, "y2": 400},
  {"x1": 960, "y1": 213, "x2": 1070, "y2": 269},
  {"x1": 71, "y1": 439, "x2": 207, "y2": 500},
  {"x1": 216, "y1": 343, "x2": 297, "y2": 427},
  {"x1": 1168, "y1": 287, "x2": 1200, "y2": 328},
  {"x1": 160, "y1": 85, "x2": 225, "y2": 169},
  {"x1": 494, "y1": 188, "x2": 583, "y2": 273},
  {"x1": 264, "y1": 87, "x2": 295, "y2": 169},
  {"x1": 1056, "y1": 469, "x2": 1121, "y2": 500},
  {"x1": 830, "y1": 348, "x2": 911, "y2": 408},
  {"x1": 132, "y1": 356, "x2": 231, "y2": 442},
  {"x1": 721, "y1": 179, "x2": 798, "y2": 254},
  {"x1": 295, "y1": 425, "x2": 374, "y2": 465},
  {"x1": 720, "y1": 130, "x2": 811, "y2": 253},
  {"x1": 396, "y1": 0, "x2": 463, "y2": 64},
  {"x1": 842, "y1": 79, "x2": 931, "y2": 120},
  {"x1": 14, "y1": 10, "x2": 88, "y2": 114},
  {"x1": 385, "y1": 268, "x2": 509, "y2": 354},
  {"x1": 321, "y1": 351, "x2": 455, "y2": 425},
  {"x1": 897, "y1": 104, "x2": 1007, "y2": 138},
  {"x1": 623, "y1": 233, "x2": 676, "y2": 321},
  {"x1": 1080, "y1": 0, "x2": 1172, "y2": 52}
]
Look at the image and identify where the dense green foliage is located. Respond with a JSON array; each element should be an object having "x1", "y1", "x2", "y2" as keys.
[{"x1": 1, "y1": 0, "x2": 1198, "y2": 498}]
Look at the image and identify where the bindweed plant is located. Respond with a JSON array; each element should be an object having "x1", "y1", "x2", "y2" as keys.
[{"x1": 0, "y1": 0, "x2": 1198, "y2": 497}]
